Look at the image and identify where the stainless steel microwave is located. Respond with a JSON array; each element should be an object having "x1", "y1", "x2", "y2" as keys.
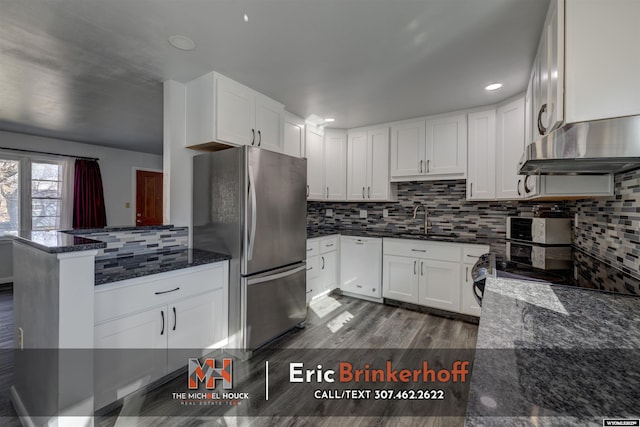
[
  {"x1": 506, "y1": 241, "x2": 572, "y2": 270},
  {"x1": 506, "y1": 217, "x2": 572, "y2": 245}
]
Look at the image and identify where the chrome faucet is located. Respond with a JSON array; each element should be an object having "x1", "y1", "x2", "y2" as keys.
[{"x1": 412, "y1": 204, "x2": 429, "y2": 235}]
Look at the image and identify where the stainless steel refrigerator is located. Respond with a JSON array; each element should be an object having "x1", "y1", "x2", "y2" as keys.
[{"x1": 193, "y1": 146, "x2": 307, "y2": 355}]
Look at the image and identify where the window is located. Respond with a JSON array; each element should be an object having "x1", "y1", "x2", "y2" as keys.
[
  {"x1": 0, "y1": 152, "x2": 70, "y2": 232},
  {"x1": 31, "y1": 161, "x2": 63, "y2": 230},
  {"x1": 0, "y1": 158, "x2": 20, "y2": 232}
]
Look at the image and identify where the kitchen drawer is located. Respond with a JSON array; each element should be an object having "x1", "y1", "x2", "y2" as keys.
[
  {"x1": 320, "y1": 236, "x2": 339, "y2": 254},
  {"x1": 306, "y1": 255, "x2": 319, "y2": 281},
  {"x1": 306, "y1": 239, "x2": 320, "y2": 258},
  {"x1": 383, "y1": 239, "x2": 461, "y2": 262},
  {"x1": 95, "y1": 261, "x2": 227, "y2": 324},
  {"x1": 463, "y1": 245, "x2": 490, "y2": 264}
]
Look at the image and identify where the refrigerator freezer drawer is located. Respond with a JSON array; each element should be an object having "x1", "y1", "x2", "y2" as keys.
[{"x1": 245, "y1": 264, "x2": 306, "y2": 350}]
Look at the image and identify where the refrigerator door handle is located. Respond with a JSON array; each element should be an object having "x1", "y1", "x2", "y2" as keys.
[
  {"x1": 247, "y1": 264, "x2": 306, "y2": 286},
  {"x1": 247, "y1": 164, "x2": 257, "y2": 261}
]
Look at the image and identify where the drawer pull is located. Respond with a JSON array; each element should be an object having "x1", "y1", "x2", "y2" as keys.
[
  {"x1": 306, "y1": 289, "x2": 313, "y2": 294},
  {"x1": 466, "y1": 254, "x2": 478, "y2": 258},
  {"x1": 173, "y1": 307, "x2": 177, "y2": 331},
  {"x1": 306, "y1": 267, "x2": 313, "y2": 271},
  {"x1": 155, "y1": 287, "x2": 180, "y2": 295},
  {"x1": 306, "y1": 248, "x2": 313, "y2": 252},
  {"x1": 160, "y1": 310, "x2": 165, "y2": 335},
  {"x1": 356, "y1": 285, "x2": 363, "y2": 288},
  {"x1": 325, "y1": 243, "x2": 334, "y2": 247},
  {"x1": 411, "y1": 249, "x2": 426, "y2": 252}
]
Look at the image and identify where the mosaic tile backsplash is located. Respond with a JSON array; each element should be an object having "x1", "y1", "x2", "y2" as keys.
[
  {"x1": 307, "y1": 180, "x2": 574, "y2": 255},
  {"x1": 74, "y1": 227, "x2": 189, "y2": 260},
  {"x1": 574, "y1": 168, "x2": 640, "y2": 279}
]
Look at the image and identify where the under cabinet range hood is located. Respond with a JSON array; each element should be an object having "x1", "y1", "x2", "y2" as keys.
[{"x1": 519, "y1": 115, "x2": 640, "y2": 175}]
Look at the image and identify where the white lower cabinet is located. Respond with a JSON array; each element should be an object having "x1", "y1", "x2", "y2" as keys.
[
  {"x1": 340, "y1": 236, "x2": 382, "y2": 301},
  {"x1": 417, "y1": 259, "x2": 461, "y2": 312},
  {"x1": 383, "y1": 239, "x2": 488, "y2": 317},
  {"x1": 306, "y1": 235, "x2": 339, "y2": 302},
  {"x1": 94, "y1": 261, "x2": 229, "y2": 409}
]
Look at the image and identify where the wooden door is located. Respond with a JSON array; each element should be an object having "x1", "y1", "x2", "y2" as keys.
[{"x1": 136, "y1": 170, "x2": 163, "y2": 226}]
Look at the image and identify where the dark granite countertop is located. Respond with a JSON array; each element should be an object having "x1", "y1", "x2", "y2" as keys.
[
  {"x1": 95, "y1": 248, "x2": 231, "y2": 285},
  {"x1": 5, "y1": 230, "x2": 106, "y2": 253},
  {"x1": 63, "y1": 224, "x2": 181, "y2": 234},
  {"x1": 465, "y1": 277, "x2": 640, "y2": 426},
  {"x1": 307, "y1": 228, "x2": 498, "y2": 246}
]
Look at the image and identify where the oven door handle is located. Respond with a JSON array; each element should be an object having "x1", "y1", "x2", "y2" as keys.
[{"x1": 473, "y1": 280, "x2": 484, "y2": 307}]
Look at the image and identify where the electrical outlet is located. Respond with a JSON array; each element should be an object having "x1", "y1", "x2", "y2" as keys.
[
  {"x1": 574, "y1": 213, "x2": 579, "y2": 226},
  {"x1": 382, "y1": 208, "x2": 389, "y2": 218},
  {"x1": 125, "y1": 202, "x2": 130, "y2": 209},
  {"x1": 326, "y1": 208, "x2": 333, "y2": 217},
  {"x1": 360, "y1": 210, "x2": 367, "y2": 219},
  {"x1": 17, "y1": 327, "x2": 23, "y2": 351}
]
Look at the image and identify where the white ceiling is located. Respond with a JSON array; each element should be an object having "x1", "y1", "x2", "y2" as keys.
[{"x1": 0, "y1": 0, "x2": 550, "y2": 155}]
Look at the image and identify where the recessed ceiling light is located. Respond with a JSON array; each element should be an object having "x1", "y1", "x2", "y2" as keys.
[
  {"x1": 324, "y1": 118, "x2": 336, "y2": 123},
  {"x1": 168, "y1": 35, "x2": 196, "y2": 51},
  {"x1": 243, "y1": 13, "x2": 249, "y2": 22},
  {"x1": 485, "y1": 83, "x2": 503, "y2": 91}
]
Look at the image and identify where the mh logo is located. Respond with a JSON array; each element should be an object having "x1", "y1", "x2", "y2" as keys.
[{"x1": 188, "y1": 358, "x2": 233, "y2": 389}]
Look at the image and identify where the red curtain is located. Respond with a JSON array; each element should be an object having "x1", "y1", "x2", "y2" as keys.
[{"x1": 73, "y1": 159, "x2": 107, "y2": 228}]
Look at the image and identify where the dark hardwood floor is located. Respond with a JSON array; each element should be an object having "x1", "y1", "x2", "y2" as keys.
[{"x1": 0, "y1": 289, "x2": 478, "y2": 426}]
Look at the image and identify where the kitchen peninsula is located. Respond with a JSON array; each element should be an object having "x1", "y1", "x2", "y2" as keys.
[
  {"x1": 7, "y1": 226, "x2": 230, "y2": 425},
  {"x1": 466, "y1": 277, "x2": 640, "y2": 426}
]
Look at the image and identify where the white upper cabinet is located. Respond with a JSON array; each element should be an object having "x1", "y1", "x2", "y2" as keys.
[
  {"x1": 565, "y1": 0, "x2": 640, "y2": 123},
  {"x1": 283, "y1": 112, "x2": 305, "y2": 158},
  {"x1": 347, "y1": 127, "x2": 393, "y2": 201},
  {"x1": 425, "y1": 115, "x2": 467, "y2": 177},
  {"x1": 185, "y1": 72, "x2": 284, "y2": 152},
  {"x1": 254, "y1": 92, "x2": 284, "y2": 152},
  {"x1": 305, "y1": 125, "x2": 324, "y2": 200},
  {"x1": 390, "y1": 113, "x2": 466, "y2": 182},
  {"x1": 323, "y1": 129, "x2": 348, "y2": 201},
  {"x1": 529, "y1": 0, "x2": 640, "y2": 144},
  {"x1": 306, "y1": 127, "x2": 347, "y2": 201},
  {"x1": 466, "y1": 110, "x2": 496, "y2": 200},
  {"x1": 390, "y1": 120, "x2": 424, "y2": 177},
  {"x1": 496, "y1": 97, "x2": 526, "y2": 200}
]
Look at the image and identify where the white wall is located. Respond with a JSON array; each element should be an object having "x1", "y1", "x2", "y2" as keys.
[
  {"x1": 0, "y1": 130, "x2": 163, "y2": 226},
  {"x1": 163, "y1": 80, "x2": 195, "y2": 238}
]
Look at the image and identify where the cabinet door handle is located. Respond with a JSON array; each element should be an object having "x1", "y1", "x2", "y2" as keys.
[
  {"x1": 306, "y1": 185, "x2": 309, "y2": 198},
  {"x1": 321, "y1": 256, "x2": 325, "y2": 269},
  {"x1": 326, "y1": 187, "x2": 329, "y2": 198},
  {"x1": 155, "y1": 287, "x2": 180, "y2": 295},
  {"x1": 160, "y1": 310, "x2": 165, "y2": 335},
  {"x1": 173, "y1": 307, "x2": 177, "y2": 331},
  {"x1": 426, "y1": 160, "x2": 430, "y2": 173},
  {"x1": 257, "y1": 130, "x2": 262, "y2": 147},
  {"x1": 517, "y1": 179, "x2": 522, "y2": 196},
  {"x1": 413, "y1": 260, "x2": 417, "y2": 275},
  {"x1": 419, "y1": 160, "x2": 423, "y2": 174},
  {"x1": 537, "y1": 103, "x2": 548, "y2": 136},
  {"x1": 470, "y1": 182, "x2": 473, "y2": 197},
  {"x1": 367, "y1": 187, "x2": 371, "y2": 199},
  {"x1": 421, "y1": 261, "x2": 424, "y2": 276},
  {"x1": 523, "y1": 175, "x2": 532, "y2": 194},
  {"x1": 466, "y1": 266, "x2": 469, "y2": 282},
  {"x1": 362, "y1": 186, "x2": 365, "y2": 198},
  {"x1": 251, "y1": 128, "x2": 255, "y2": 145},
  {"x1": 411, "y1": 249, "x2": 426, "y2": 252}
]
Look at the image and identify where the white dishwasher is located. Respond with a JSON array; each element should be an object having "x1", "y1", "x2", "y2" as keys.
[{"x1": 339, "y1": 236, "x2": 383, "y2": 302}]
